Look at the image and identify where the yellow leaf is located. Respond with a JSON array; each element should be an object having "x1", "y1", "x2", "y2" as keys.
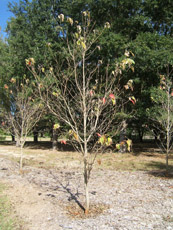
[
  {"x1": 77, "y1": 26, "x2": 81, "y2": 34},
  {"x1": 130, "y1": 51, "x2": 135, "y2": 56},
  {"x1": 112, "y1": 99, "x2": 116, "y2": 105},
  {"x1": 77, "y1": 40, "x2": 81, "y2": 46},
  {"x1": 98, "y1": 135, "x2": 106, "y2": 145},
  {"x1": 106, "y1": 137, "x2": 112, "y2": 146},
  {"x1": 29, "y1": 58, "x2": 35, "y2": 65},
  {"x1": 104, "y1": 22, "x2": 110, "y2": 28},
  {"x1": 131, "y1": 66, "x2": 134, "y2": 72},
  {"x1": 81, "y1": 41, "x2": 86, "y2": 50},
  {"x1": 73, "y1": 132, "x2": 79, "y2": 141},
  {"x1": 126, "y1": 139, "x2": 132, "y2": 152},
  {"x1": 83, "y1": 11, "x2": 87, "y2": 17},
  {"x1": 67, "y1": 17, "x2": 73, "y2": 25},
  {"x1": 52, "y1": 92, "x2": 59, "y2": 97},
  {"x1": 125, "y1": 50, "x2": 130, "y2": 57},
  {"x1": 53, "y1": 123, "x2": 60, "y2": 129},
  {"x1": 116, "y1": 143, "x2": 120, "y2": 150},
  {"x1": 58, "y1": 14, "x2": 64, "y2": 22},
  {"x1": 75, "y1": 32, "x2": 79, "y2": 39}
]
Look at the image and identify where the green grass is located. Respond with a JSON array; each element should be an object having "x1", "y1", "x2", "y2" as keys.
[{"x1": 0, "y1": 183, "x2": 22, "y2": 230}]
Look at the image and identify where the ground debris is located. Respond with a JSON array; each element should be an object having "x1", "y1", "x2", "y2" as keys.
[{"x1": 0, "y1": 155, "x2": 173, "y2": 230}]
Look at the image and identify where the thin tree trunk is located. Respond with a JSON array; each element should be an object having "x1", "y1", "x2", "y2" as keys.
[
  {"x1": 11, "y1": 134, "x2": 15, "y2": 142},
  {"x1": 16, "y1": 137, "x2": 20, "y2": 147},
  {"x1": 84, "y1": 142, "x2": 90, "y2": 214},
  {"x1": 166, "y1": 86, "x2": 170, "y2": 171},
  {"x1": 138, "y1": 129, "x2": 143, "y2": 142},
  {"x1": 52, "y1": 128, "x2": 58, "y2": 150},
  {"x1": 33, "y1": 131, "x2": 38, "y2": 143},
  {"x1": 20, "y1": 144, "x2": 23, "y2": 170},
  {"x1": 166, "y1": 152, "x2": 169, "y2": 171},
  {"x1": 82, "y1": 50, "x2": 90, "y2": 214},
  {"x1": 84, "y1": 173, "x2": 89, "y2": 214}
]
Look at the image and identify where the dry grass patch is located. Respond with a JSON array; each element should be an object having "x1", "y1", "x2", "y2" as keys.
[
  {"x1": 95, "y1": 151, "x2": 173, "y2": 172},
  {"x1": 0, "y1": 142, "x2": 172, "y2": 173}
]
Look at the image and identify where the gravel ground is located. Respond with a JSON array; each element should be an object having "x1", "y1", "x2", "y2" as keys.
[{"x1": 0, "y1": 157, "x2": 173, "y2": 230}]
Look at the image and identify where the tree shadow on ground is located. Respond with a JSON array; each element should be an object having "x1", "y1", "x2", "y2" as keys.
[
  {"x1": 146, "y1": 161, "x2": 173, "y2": 179},
  {"x1": 46, "y1": 170, "x2": 108, "y2": 218},
  {"x1": 132, "y1": 141, "x2": 162, "y2": 156},
  {"x1": 0, "y1": 141, "x2": 16, "y2": 146},
  {"x1": 25, "y1": 141, "x2": 75, "y2": 151},
  {"x1": 25, "y1": 141, "x2": 52, "y2": 149},
  {"x1": 48, "y1": 170, "x2": 85, "y2": 212},
  {"x1": 0, "y1": 141, "x2": 75, "y2": 151}
]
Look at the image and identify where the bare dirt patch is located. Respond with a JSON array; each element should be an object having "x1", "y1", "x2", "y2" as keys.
[{"x1": 65, "y1": 203, "x2": 110, "y2": 219}]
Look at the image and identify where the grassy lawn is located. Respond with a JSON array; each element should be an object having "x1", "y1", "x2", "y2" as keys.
[
  {"x1": 0, "y1": 183, "x2": 22, "y2": 230},
  {"x1": 0, "y1": 141, "x2": 172, "y2": 174}
]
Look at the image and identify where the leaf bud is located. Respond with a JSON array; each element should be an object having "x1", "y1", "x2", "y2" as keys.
[
  {"x1": 104, "y1": 22, "x2": 110, "y2": 29},
  {"x1": 58, "y1": 14, "x2": 64, "y2": 22},
  {"x1": 97, "y1": 46, "x2": 101, "y2": 51},
  {"x1": 67, "y1": 17, "x2": 73, "y2": 26},
  {"x1": 4, "y1": 84, "x2": 8, "y2": 90},
  {"x1": 10, "y1": 78, "x2": 16, "y2": 83},
  {"x1": 53, "y1": 123, "x2": 60, "y2": 129},
  {"x1": 77, "y1": 25, "x2": 82, "y2": 34},
  {"x1": 125, "y1": 50, "x2": 130, "y2": 57}
]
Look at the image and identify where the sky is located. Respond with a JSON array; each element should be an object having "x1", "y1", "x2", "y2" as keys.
[{"x1": 0, "y1": 0, "x2": 20, "y2": 38}]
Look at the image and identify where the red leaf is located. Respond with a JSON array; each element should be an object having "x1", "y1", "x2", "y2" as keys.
[
  {"x1": 4, "y1": 84, "x2": 8, "y2": 89},
  {"x1": 109, "y1": 93, "x2": 115, "y2": 100},
  {"x1": 102, "y1": 97, "x2": 106, "y2": 104},
  {"x1": 131, "y1": 99, "x2": 135, "y2": 105},
  {"x1": 90, "y1": 90, "x2": 93, "y2": 96},
  {"x1": 61, "y1": 140, "x2": 67, "y2": 145},
  {"x1": 96, "y1": 133, "x2": 101, "y2": 137},
  {"x1": 129, "y1": 97, "x2": 136, "y2": 105}
]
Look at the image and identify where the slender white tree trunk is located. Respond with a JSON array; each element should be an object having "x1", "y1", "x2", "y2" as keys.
[
  {"x1": 20, "y1": 143, "x2": 23, "y2": 170},
  {"x1": 16, "y1": 136, "x2": 20, "y2": 147},
  {"x1": 82, "y1": 50, "x2": 90, "y2": 214},
  {"x1": 84, "y1": 156, "x2": 89, "y2": 214},
  {"x1": 166, "y1": 86, "x2": 170, "y2": 171}
]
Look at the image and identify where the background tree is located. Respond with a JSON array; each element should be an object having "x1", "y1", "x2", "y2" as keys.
[
  {"x1": 2, "y1": 75, "x2": 44, "y2": 170},
  {"x1": 148, "y1": 65, "x2": 173, "y2": 171},
  {"x1": 0, "y1": 37, "x2": 11, "y2": 106},
  {"x1": 5, "y1": 0, "x2": 69, "y2": 142}
]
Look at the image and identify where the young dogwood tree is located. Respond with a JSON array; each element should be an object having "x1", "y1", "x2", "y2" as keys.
[
  {"x1": 149, "y1": 65, "x2": 173, "y2": 171},
  {"x1": 28, "y1": 12, "x2": 135, "y2": 214},
  {"x1": 2, "y1": 76, "x2": 44, "y2": 170}
]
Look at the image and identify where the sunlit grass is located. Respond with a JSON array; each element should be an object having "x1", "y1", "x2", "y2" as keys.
[
  {"x1": 95, "y1": 152, "x2": 173, "y2": 171},
  {"x1": 0, "y1": 183, "x2": 23, "y2": 230},
  {"x1": 0, "y1": 142, "x2": 172, "y2": 172}
]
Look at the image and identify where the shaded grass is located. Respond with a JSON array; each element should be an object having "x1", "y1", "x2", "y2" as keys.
[{"x1": 0, "y1": 183, "x2": 23, "y2": 230}]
